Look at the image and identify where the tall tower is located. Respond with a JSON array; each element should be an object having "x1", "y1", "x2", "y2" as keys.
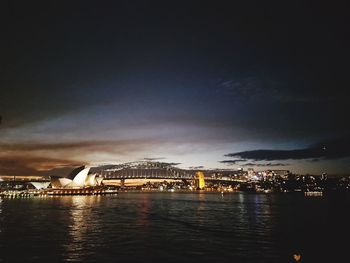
[{"x1": 195, "y1": 171, "x2": 205, "y2": 189}]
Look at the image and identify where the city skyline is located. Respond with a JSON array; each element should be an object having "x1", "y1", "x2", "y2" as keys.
[{"x1": 1, "y1": 1, "x2": 350, "y2": 176}]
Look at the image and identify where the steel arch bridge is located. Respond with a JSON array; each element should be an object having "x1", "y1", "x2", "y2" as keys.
[
  {"x1": 93, "y1": 161, "x2": 241, "y2": 183},
  {"x1": 96, "y1": 162, "x2": 195, "y2": 180},
  {"x1": 102, "y1": 168, "x2": 194, "y2": 180}
]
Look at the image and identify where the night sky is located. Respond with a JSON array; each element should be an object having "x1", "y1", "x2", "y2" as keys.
[{"x1": 1, "y1": 0, "x2": 350, "y2": 176}]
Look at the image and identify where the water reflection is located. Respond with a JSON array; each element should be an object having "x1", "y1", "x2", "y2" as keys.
[
  {"x1": 0, "y1": 193, "x2": 348, "y2": 263},
  {"x1": 137, "y1": 195, "x2": 151, "y2": 227},
  {"x1": 61, "y1": 196, "x2": 103, "y2": 262},
  {"x1": 195, "y1": 193, "x2": 206, "y2": 226}
]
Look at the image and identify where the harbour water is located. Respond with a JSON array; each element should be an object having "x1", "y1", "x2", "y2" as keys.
[{"x1": 0, "y1": 192, "x2": 349, "y2": 263}]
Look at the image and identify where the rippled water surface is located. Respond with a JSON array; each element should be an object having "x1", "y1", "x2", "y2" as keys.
[{"x1": 0, "y1": 192, "x2": 349, "y2": 262}]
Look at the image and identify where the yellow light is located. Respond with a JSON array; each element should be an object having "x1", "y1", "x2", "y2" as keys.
[{"x1": 195, "y1": 171, "x2": 205, "y2": 189}]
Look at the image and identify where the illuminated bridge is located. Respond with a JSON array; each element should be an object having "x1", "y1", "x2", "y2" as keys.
[
  {"x1": 94, "y1": 162, "x2": 195, "y2": 180},
  {"x1": 92, "y1": 161, "x2": 243, "y2": 182}
]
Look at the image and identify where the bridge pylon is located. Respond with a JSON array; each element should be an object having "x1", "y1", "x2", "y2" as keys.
[
  {"x1": 195, "y1": 171, "x2": 205, "y2": 190},
  {"x1": 120, "y1": 179, "x2": 125, "y2": 187}
]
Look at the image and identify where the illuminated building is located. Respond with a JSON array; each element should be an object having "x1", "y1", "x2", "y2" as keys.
[{"x1": 50, "y1": 166, "x2": 102, "y2": 188}]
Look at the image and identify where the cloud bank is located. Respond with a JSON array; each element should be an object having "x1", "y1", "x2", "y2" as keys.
[{"x1": 223, "y1": 135, "x2": 350, "y2": 162}]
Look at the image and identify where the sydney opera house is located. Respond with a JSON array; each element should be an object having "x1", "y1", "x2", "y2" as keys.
[
  {"x1": 50, "y1": 166, "x2": 103, "y2": 189},
  {"x1": 26, "y1": 166, "x2": 117, "y2": 196}
]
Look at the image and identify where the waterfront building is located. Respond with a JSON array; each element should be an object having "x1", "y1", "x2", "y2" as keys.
[{"x1": 50, "y1": 166, "x2": 102, "y2": 188}]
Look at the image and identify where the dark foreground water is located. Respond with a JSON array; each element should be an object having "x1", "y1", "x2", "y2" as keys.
[{"x1": 0, "y1": 192, "x2": 349, "y2": 263}]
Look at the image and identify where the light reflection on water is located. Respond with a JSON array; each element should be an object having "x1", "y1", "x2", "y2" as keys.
[
  {"x1": 0, "y1": 193, "x2": 348, "y2": 263},
  {"x1": 63, "y1": 196, "x2": 103, "y2": 261}
]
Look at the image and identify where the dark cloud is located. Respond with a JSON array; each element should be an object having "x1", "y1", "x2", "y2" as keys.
[
  {"x1": 224, "y1": 135, "x2": 350, "y2": 161},
  {"x1": 0, "y1": 139, "x2": 172, "y2": 156},
  {"x1": 219, "y1": 159, "x2": 289, "y2": 167},
  {"x1": 0, "y1": 155, "x2": 84, "y2": 177},
  {"x1": 0, "y1": 141, "x2": 117, "y2": 151},
  {"x1": 241, "y1": 163, "x2": 289, "y2": 167},
  {"x1": 188, "y1": 166, "x2": 204, "y2": 169},
  {"x1": 219, "y1": 160, "x2": 246, "y2": 165},
  {"x1": 142, "y1": 157, "x2": 166, "y2": 161}
]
